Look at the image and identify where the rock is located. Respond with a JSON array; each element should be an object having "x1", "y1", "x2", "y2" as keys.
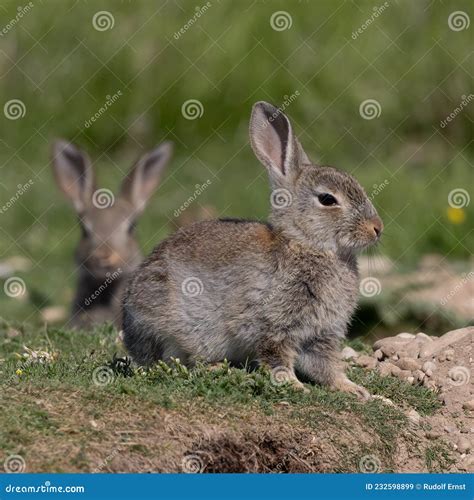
[
  {"x1": 414, "y1": 370, "x2": 425, "y2": 382},
  {"x1": 396, "y1": 358, "x2": 421, "y2": 371},
  {"x1": 378, "y1": 362, "x2": 401, "y2": 377},
  {"x1": 458, "y1": 456, "x2": 474, "y2": 472},
  {"x1": 422, "y1": 361, "x2": 436, "y2": 374},
  {"x1": 420, "y1": 327, "x2": 474, "y2": 358},
  {"x1": 444, "y1": 425, "x2": 456, "y2": 433},
  {"x1": 397, "y1": 332, "x2": 416, "y2": 339},
  {"x1": 374, "y1": 349, "x2": 384, "y2": 361},
  {"x1": 355, "y1": 355, "x2": 377, "y2": 370},
  {"x1": 373, "y1": 336, "x2": 424, "y2": 359},
  {"x1": 373, "y1": 337, "x2": 408, "y2": 355},
  {"x1": 457, "y1": 437, "x2": 472, "y2": 454},
  {"x1": 437, "y1": 394, "x2": 448, "y2": 406},
  {"x1": 407, "y1": 409, "x2": 420, "y2": 425},
  {"x1": 341, "y1": 346, "x2": 358, "y2": 361},
  {"x1": 0, "y1": 256, "x2": 31, "y2": 278},
  {"x1": 425, "y1": 380, "x2": 438, "y2": 391},
  {"x1": 416, "y1": 332, "x2": 433, "y2": 342},
  {"x1": 397, "y1": 340, "x2": 424, "y2": 359},
  {"x1": 462, "y1": 400, "x2": 474, "y2": 411},
  {"x1": 372, "y1": 395, "x2": 395, "y2": 407},
  {"x1": 445, "y1": 349, "x2": 455, "y2": 361},
  {"x1": 407, "y1": 376, "x2": 415, "y2": 384},
  {"x1": 426, "y1": 430, "x2": 441, "y2": 439},
  {"x1": 398, "y1": 369, "x2": 413, "y2": 380},
  {"x1": 40, "y1": 306, "x2": 67, "y2": 324}
]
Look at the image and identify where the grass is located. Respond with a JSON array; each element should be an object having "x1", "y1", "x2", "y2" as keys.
[
  {"x1": 425, "y1": 444, "x2": 456, "y2": 473},
  {"x1": 0, "y1": 0, "x2": 472, "y2": 327},
  {"x1": 0, "y1": 320, "x2": 446, "y2": 472}
]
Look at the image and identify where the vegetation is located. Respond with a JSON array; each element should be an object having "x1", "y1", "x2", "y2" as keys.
[
  {"x1": 0, "y1": 0, "x2": 472, "y2": 325},
  {"x1": 0, "y1": 321, "x2": 443, "y2": 472}
]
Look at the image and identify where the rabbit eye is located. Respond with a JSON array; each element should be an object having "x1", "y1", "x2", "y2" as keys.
[{"x1": 317, "y1": 193, "x2": 338, "y2": 206}]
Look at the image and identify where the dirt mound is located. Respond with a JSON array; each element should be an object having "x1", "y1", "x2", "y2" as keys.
[{"x1": 346, "y1": 327, "x2": 473, "y2": 472}]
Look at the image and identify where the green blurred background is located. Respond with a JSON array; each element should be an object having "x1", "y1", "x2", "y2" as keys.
[{"x1": 0, "y1": 0, "x2": 472, "y2": 325}]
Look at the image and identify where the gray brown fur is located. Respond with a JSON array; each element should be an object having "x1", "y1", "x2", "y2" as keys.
[
  {"x1": 122, "y1": 102, "x2": 383, "y2": 398},
  {"x1": 51, "y1": 139, "x2": 173, "y2": 329}
]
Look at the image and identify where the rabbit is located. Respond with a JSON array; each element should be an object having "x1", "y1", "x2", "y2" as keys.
[
  {"x1": 122, "y1": 102, "x2": 383, "y2": 399},
  {"x1": 169, "y1": 204, "x2": 218, "y2": 232},
  {"x1": 51, "y1": 139, "x2": 173, "y2": 329}
]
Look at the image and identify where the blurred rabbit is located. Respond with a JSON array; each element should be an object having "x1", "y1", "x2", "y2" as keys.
[
  {"x1": 51, "y1": 139, "x2": 173, "y2": 329},
  {"x1": 122, "y1": 102, "x2": 383, "y2": 399}
]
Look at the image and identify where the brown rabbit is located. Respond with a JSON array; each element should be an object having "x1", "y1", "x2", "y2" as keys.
[
  {"x1": 52, "y1": 139, "x2": 173, "y2": 329},
  {"x1": 122, "y1": 102, "x2": 383, "y2": 399}
]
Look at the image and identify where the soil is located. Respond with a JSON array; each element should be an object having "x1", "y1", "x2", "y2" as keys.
[{"x1": 349, "y1": 327, "x2": 473, "y2": 472}]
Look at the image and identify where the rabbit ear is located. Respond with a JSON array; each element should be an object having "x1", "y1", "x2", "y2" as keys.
[
  {"x1": 250, "y1": 101, "x2": 307, "y2": 183},
  {"x1": 51, "y1": 140, "x2": 95, "y2": 213},
  {"x1": 120, "y1": 141, "x2": 173, "y2": 213}
]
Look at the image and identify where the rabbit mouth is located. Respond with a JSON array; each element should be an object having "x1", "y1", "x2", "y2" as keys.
[{"x1": 337, "y1": 235, "x2": 379, "y2": 251}]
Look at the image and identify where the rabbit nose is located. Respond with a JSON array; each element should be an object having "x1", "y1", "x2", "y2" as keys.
[
  {"x1": 96, "y1": 249, "x2": 121, "y2": 266},
  {"x1": 370, "y1": 217, "x2": 383, "y2": 238}
]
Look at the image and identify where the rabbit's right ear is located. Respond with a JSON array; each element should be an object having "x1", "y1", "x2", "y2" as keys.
[
  {"x1": 249, "y1": 101, "x2": 308, "y2": 185},
  {"x1": 120, "y1": 141, "x2": 173, "y2": 214},
  {"x1": 51, "y1": 140, "x2": 95, "y2": 213}
]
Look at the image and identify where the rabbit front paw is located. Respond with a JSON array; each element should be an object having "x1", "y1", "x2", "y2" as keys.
[{"x1": 332, "y1": 375, "x2": 370, "y2": 401}]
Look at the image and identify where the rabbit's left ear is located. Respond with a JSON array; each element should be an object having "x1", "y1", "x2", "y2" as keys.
[
  {"x1": 249, "y1": 101, "x2": 310, "y2": 184},
  {"x1": 120, "y1": 141, "x2": 173, "y2": 213}
]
